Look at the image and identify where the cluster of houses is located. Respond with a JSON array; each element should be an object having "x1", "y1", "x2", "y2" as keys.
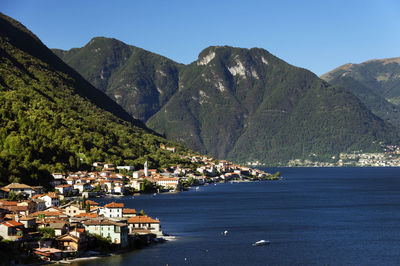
[
  {"x1": 0, "y1": 183, "x2": 162, "y2": 261},
  {"x1": 0, "y1": 153, "x2": 272, "y2": 261},
  {"x1": 45, "y1": 156, "x2": 271, "y2": 198}
]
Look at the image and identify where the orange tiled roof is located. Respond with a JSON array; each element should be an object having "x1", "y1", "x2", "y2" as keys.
[
  {"x1": 1, "y1": 220, "x2": 24, "y2": 227},
  {"x1": 85, "y1": 200, "x2": 99, "y2": 206},
  {"x1": 55, "y1": 184, "x2": 71, "y2": 188},
  {"x1": 122, "y1": 208, "x2": 137, "y2": 214},
  {"x1": 74, "y1": 212, "x2": 98, "y2": 218},
  {"x1": 104, "y1": 202, "x2": 124, "y2": 208},
  {"x1": 0, "y1": 200, "x2": 18, "y2": 206},
  {"x1": 127, "y1": 215, "x2": 160, "y2": 224}
]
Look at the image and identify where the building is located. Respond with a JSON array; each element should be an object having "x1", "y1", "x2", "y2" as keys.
[
  {"x1": 19, "y1": 216, "x2": 37, "y2": 229},
  {"x1": 117, "y1": 166, "x2": 135, "y2": 171},
  {"x1": 149, "y1": 177, "x2": 179, "y2": 190},
  {"x1": 63, "y1": 204, "x2": 86, "y2": 217},
  {"x1": 122, "y1": 208, "x2": 137, "y2": 218},
  {"x1": 83, "y1": 218, "x2": 128, "y2": 247},
  {"x1": 38, "y1": 193, "x2": 60, "y2": 208},
  {"x1": 32, "y1": 198, "x2": 46, "y2": 212},
  {"x1": 100, "y1": 202, "x2": 124, "y2": 218},
  {"x1": 56, "y1": 232, "x2": 87, "y2": 253},
  {"x1": 2, "y1": 183, "x2": 35, "y2": 198},
  {"x1": 127, "y1": 215, "x2": 162, "y2": 236},
  {"x1": 0, "y1": 220, "x2": 25, "y2": 240},
  {"x1": 48, "y1": 222, "x2": 69, "y2": 236},
  {"x1": 55, "y1": 184, "x2": 72, "y2": 195},
  {"x1": 73, "y1": 183, "x2": 92, "y2": 194}
]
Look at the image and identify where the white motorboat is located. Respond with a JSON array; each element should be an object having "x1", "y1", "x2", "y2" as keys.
[{"x1": 253, "y1": 240, "x2": 270, "y2": 246}]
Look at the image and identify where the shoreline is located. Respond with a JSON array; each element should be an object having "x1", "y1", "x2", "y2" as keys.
[{"x1": 51, "y1": 236, "x2": 175, "y2": 265}]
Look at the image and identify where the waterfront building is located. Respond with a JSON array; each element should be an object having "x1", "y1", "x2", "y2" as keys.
[{"x1": 83, "y1": 218, "x2": 128, "y2": 247}]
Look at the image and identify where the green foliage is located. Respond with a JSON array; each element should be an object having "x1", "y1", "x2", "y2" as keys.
[
  {"x1": 82, "y1": 195, "x2": 86, "y2": 209},
  {"x1": 141, "y1": 179, "x2": 155, "y2": 192},
  {"x1": 324, "y1": 73, "x2": 400, "y2": 127},
  {"x1": 87, "y1": 233, "x2": 118, "y2": 254},
  {"x1": 180, "y1": 176, "x2": 198, "y2": 188},
  {"x1": 37, "y1": 227, "x2": 55, "y2": 239},
  {"x1": 0, "y1": 13, "x2": 191, "y2": 186}
]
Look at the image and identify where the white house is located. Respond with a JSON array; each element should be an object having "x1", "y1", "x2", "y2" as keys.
[
  {"x1": 73, "y1": 183, "x2": 92, "y2": 194},
  {"x1": 117, "y1": 166, "x2": 135, "y2": 171},
  {"x1": 113, "y1": 185, "x2": 125, "y2": 195},
  {"x1": 129, "y1": 179, "x2": 143, "y2": 191},
  {"x1": 100, "y1": 202, "x2": 124, "y2": 218},
  {"x1": 38, "y1": 193, "x2": 60, "y2": 208},
  {"x1": 55, "y1": 184, "x2": 72, "y2": 195},
  {"x1": 2, "y1": 183, "x2": 35, "y2": 197}
]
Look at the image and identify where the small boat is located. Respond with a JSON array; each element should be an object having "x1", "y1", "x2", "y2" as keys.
[{"x1": 253, "y1": 240, "x2": 270, "y2": 246}]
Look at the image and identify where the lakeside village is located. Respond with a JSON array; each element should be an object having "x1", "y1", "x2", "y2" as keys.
[
  {"x1": 0, "y1": 152, "x2": 278, "y2": 264},
  {"x1": 264, "y1": 145, "x2": 400, "y2": 167}
]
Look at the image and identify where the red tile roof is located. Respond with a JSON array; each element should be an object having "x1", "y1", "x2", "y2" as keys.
[
  {"x1": 85, "y1": 200, "x2": 99, "y2": 206},
  {"x1": 1, "y1": 220, "x2": 24, "y2": 227},
  {"x1": 122, "y1": 208, "x2": 137, "y2": 214},
  {"x1": 104, "y1": 202, "x2": 124, "y2": 208},
  {"x1": 127, "y1": 215, "x2": 160, "y2": 224},
  {"x1": 74, "y1": 213, "x2": 98, "y2": 218}
]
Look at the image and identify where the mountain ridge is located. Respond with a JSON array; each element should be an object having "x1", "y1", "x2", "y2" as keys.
[
  {"x1": 53, "y1": 38, "x2": 399, "y2": 164},
  {"x1": 322, "y1": 57, "x2": 400, "y2": 127}
]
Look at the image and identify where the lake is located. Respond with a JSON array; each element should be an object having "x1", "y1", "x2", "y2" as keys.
[{"x1": 73, "y1": 167, "x2": 400, "y2": 265}]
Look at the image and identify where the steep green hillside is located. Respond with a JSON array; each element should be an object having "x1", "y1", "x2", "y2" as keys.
[
  {"x1": 53, "y1": 38, "x2": 182, "y2": 121},
  {"x1": 323, "y1": 75, "x2": 400, "y2": 127},
  {"x1": 0, "y1": 13, "x2": 188, "y2": 186},
  {"x1": 147, "y1": 46, "x2": 398, "y2": 164},
  {"x1": 322, "y1": 58, "x2": 400, "y2": 105}
]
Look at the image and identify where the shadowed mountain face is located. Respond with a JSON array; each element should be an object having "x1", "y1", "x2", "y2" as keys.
[
  {"x1": 0, "y1": 13, "x2": 186, "y2": 186},
  {"x1": 54, "y1": 42, "x2": 399, "y2": 165},
  {"x1": 322, "y1": 58, "x2": 400, "y2": 127}
]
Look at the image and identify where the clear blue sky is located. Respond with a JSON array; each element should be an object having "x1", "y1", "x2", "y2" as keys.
[{"x1": 1, "y1": 0, "x2": 400, "y2": 75}]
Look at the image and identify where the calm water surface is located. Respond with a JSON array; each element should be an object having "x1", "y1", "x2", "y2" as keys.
[{"x1": 74, "y1": 167, "x2": 400, "y2": 266}]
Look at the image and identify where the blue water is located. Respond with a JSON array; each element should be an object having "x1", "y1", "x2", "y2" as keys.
[{"x1": 74, "y1": 167, "x2": 400, "y2": 265}]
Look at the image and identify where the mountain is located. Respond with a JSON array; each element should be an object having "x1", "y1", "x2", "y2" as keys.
[
  {"x1": 322, "y1": 58, "x2": 400, "y2": 127},
  {"x1": 52, "y1": 38, "x2": 182, "y2": 122},
  {"x1": 322, "y1": 58, "x2": 400, "y2": 104},
  {"x1": 147, "y1": 46, "x2": 398, "y2": 163},
  {"x1": 0, "y1": 13, "x2": 188, "y2": 186},
  {"x1": 53, "y1": 41, "x2": 399, "y2": 165},
  {"x1": 321, "y1": 74, "x2": 400, "y2": 127}
]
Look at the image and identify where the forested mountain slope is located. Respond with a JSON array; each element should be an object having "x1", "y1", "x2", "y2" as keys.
[{"x1": 0, "y1": 13, "x2": 188, "y2": 186}]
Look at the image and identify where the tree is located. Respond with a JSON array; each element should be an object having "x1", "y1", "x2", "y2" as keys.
[
  {"x1": 81, "y1": 195, "x2": 86, "y2": 209},
  {"x1": 86, "y1": 202, "x2": 90, "y2": 213}
]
